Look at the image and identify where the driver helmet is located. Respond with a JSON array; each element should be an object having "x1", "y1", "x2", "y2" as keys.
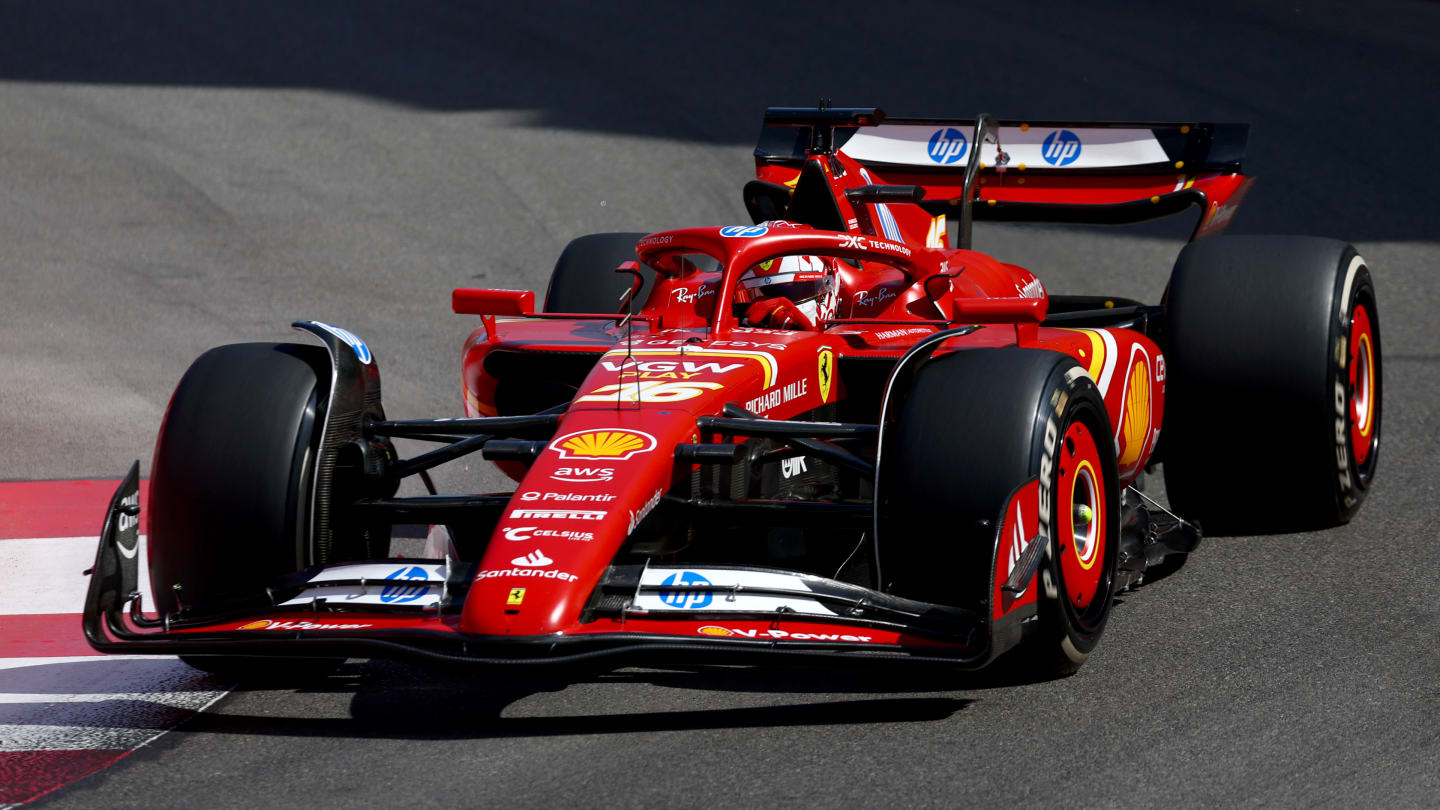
[{"x1": 735, "y1": 255, "x2": 841, "y2": 326}]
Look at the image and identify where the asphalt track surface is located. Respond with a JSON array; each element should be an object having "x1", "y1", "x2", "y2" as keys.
[{"x1": 2, "y1": 1, "x2": 1437, "y2": 807}]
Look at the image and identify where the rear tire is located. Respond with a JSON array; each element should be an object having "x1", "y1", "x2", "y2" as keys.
[
  {"x1": 1162, "y1": 236, "x2": 1381, "y2": 533},
  {"x1": 879, "y1": 348, "x2": 1120, "y2": 677},
  {"x1": 544, "y1": 232, "x2": 657, "y2": 314}
]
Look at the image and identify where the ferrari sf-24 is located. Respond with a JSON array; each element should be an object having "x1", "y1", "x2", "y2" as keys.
[{"x1": 84, "y1": 107, "x2": 1381, "y2": 678}]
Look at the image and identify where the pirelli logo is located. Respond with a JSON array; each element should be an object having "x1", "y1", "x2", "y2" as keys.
[{"x1": 509, "y1": 509, "x2": 607, "y2": 520}]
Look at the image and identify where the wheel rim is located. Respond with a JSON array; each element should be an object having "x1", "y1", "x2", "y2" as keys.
[
  {"x1": 1348, "y1": 302, "x2": 1377, "y2": 468},
  {"x1": 1057, "y1": 419, "x2": 1106, "y2": 611}
]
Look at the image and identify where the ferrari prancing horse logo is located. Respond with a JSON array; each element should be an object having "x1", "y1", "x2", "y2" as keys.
[{"x1": 818, "y1": 348, "x2": 835, "y2": 402}]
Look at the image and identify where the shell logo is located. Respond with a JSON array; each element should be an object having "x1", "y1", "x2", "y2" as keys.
[
  {"x1": 238, "y1": 620, "x2": 272, "y2": 630},
  {"x1": 551, "y1": 429, "x2": 657, "y2": 460},
  {"x1": 697, "y1": 625, "x2": 735, "y2": 637},
  {"x1": 1118, "y1": 357, "x2": 1151, "y2": 467}
]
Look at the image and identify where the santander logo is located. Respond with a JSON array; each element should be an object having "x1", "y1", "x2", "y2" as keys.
[{"x1": 510, "y1": 550, "x2": 553, "y2": 568}]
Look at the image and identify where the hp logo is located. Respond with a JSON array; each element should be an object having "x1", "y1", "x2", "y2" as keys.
[
  {"x1": 659, "y1": 571, "x2": 713, "y2": 609},
  {"x1": 927, "y1": 128, "x2": 968, "y2": 164},
  {"x1": 1041, "y1": 130, "x2": 1082, "y2": 166},
  {"x1": 719, "y1": 225, "x2": 769, "y2": 238},
  {"x1": 380, "y1": 565, "x2": 430, "y2": 604}
]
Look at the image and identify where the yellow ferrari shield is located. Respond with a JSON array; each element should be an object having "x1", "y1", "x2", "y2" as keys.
[{"x1": 818, "y1": 348, "x2": 835, "y2": 402}]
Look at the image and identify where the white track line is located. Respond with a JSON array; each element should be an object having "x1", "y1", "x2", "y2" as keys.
[
  {"x1": 0, "y1": 655, "x2": 228, "y2": 751},
  {"x1": 0, "y1": 536, "x2": 155, "y2": 614},
  {"x1": 0, "y1": 519, "x2": 230, "y2": 806}
]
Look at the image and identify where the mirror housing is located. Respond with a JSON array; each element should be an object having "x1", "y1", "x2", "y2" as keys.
[{"x1": 452, "y1": 288, "x2": 535, "y2": 316}]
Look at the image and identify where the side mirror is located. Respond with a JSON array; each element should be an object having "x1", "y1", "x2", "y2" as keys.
[
  {"x1": 452, "y1": 288, "x2": 535, "y2": 316},
  {"x1": 951, "y1": 297, "x2": 1047, "y2": 323}
]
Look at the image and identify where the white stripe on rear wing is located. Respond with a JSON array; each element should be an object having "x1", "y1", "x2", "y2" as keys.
[{"x1": 841, "y1": 124, "x2": 1169, "y2": 170}]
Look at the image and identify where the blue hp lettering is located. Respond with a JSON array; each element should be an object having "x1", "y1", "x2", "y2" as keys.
[
  {"x1": 380, "y1": 565, "x2": 430, "y2": 604},
  {"x1": 659, "y1": 571, "x2": 713, "y2": 609},
  {"x1": 1041, "y1": 130, "x2": 1082, "y2": 166},
  {"x1": 719, "y1": 225, "x2": 769, "y2": 238},
  {"x1": 927, "y1": 128, "x2": 968, "y2": 164}
]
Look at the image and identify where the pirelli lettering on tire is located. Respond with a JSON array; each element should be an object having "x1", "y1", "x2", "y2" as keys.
[
  {"x1": 1038, "y1": 381, "x2": 1074, "y2": 601},
  {"x1": 1038, "y1": 391, "x2": 1063, "y2": 553},
  {"x1": 1334, "y1": 260, "x2": 1361, "y2": 508},
  {"x1": 1335, "y1": 378, "x2": 1354, "y2": 504}
]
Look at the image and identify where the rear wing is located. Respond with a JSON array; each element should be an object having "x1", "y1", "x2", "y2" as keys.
[{"x1": 753, "y1": 108, "x2": 1252, "y2": 242}]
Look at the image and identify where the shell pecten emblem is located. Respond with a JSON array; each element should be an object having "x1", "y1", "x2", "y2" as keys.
[
  {"x1": 1118, "y1": 357, "x2": 1151, "y2": 467},
  {"x1": 550, "y1": 428, "x2": 658, "y2": 460}
]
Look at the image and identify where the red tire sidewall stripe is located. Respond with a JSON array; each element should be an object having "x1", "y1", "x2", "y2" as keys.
[{"x1": 1349, "y1": 302, "x2": 1376, "y2": 467}]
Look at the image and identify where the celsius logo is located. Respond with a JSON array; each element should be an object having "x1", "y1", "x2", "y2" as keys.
[
  {"x1": 502, "y1": 526, "x2": 594, "y2": 542},
  {"x1": 1041, "y1": 130, "x2": 1082, "y2": 166},
  {"x1": 927, "y1": 128, "x2": 968, "y2": 164},
  {"x1": 719, "y1": 225, "x2": 769, "y2": 238},
  {"x1": 380, "y1": 565, "x2": 430, "y2": 604},
  {"x1": 659, "y1": 571, "x2": 713, "y2": 609}
]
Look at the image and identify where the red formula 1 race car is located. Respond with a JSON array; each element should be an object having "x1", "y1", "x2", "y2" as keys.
[{"x1": 84, "y1": 107, "x2": 1381, "y2": 678}]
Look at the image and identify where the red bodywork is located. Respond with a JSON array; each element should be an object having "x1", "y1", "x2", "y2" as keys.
[
  {"x1": 452, "y1": 151, "x2": 1169, "y2": 640},
  {"x1": 87, "y1": 111, "x2": 1240, "y2": 670}
]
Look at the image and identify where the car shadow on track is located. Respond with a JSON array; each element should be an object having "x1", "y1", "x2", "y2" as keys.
[{"x1": 179, "y1": 661, "x2": 980, "y2": 741}]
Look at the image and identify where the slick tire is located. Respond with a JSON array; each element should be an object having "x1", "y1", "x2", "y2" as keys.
[
  {"x1": 1162, "y1": 236, "x2": 1381, "y2": 534},
  {"x1": 879, "y1": 348, "x2": 1120, "y2": 677},
  {"x1": 149, "y1": 343, "x2": 331, "y2": 617},
  {"x1": 544, "y1": 232, "x2": 657, "y2": 314}
]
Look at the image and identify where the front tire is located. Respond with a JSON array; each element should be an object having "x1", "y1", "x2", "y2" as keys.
[
  {"x1": 878, "y1": 348, "x2": 1120, "y2": 676},
  {"x1": 1162, "y1": 236, "x2": 1381, "y2": 533},
  {"x1": 148, "y1": 343, "x2": 371, "y2": 618}
]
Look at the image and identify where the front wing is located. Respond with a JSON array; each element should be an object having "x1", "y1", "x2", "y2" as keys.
[{"x1": 84, "y1": 467, "x2": 993, "y2": 669}]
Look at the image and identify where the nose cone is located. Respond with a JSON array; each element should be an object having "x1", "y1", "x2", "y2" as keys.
[
  {"x1": 460, "y1": 410, "x2": 694, "y2": 637},
  {"x1": 461, "y1": 331, "x2": 839, "y2": 636}
]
